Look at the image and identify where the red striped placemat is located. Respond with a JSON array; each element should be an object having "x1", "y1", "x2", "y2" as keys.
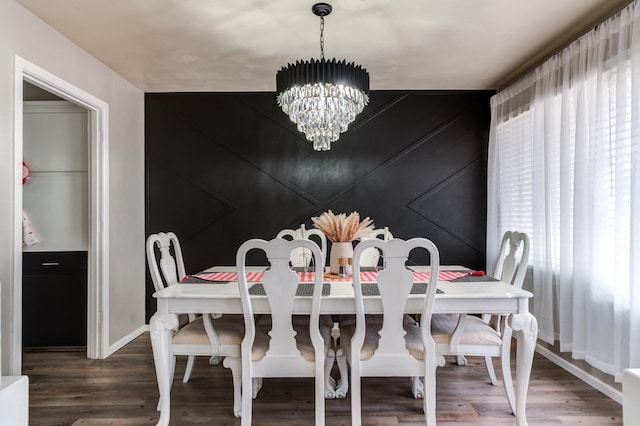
[
  {"x1": 191, "y1": 271, "x2": 264, "y2": 282},
  {"x1": 190, "y1": 270, "x2": 468, "y2": 283},
  {"x1": 413, "y1": 270, "x2": 469, "y2": 281}
]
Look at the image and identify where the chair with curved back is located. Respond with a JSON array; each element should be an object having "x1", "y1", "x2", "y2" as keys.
[
  {"x1": 357, "y1": 227, "x2": 393, "y2": 268},
  {"x1": 276, "y1": 224, "x2": 327, "y2": 269},
  {"x1": 146, "y1": 232, "x2": 244, "y2": 417},
  {"x1": 332, "y1": 227, "x2": 394, "y2": 398},
  {"x1": 236, "y1": 238, "x2": 332, "y2": 425},
  {"x1": 279, "y1": 224, "x2": 354, "y2": 399},
  {"x1": 430, "y1": 230, "x2": 530, "y2": 415},
  {"x1": 339, "y1": 238, "x2": 442, "y2": 426}
]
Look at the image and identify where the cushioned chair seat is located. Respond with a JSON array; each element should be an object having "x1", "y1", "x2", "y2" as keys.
[
  {"x1": 172, "y1": 315, "x2": 245, "y2": 346},
  {"x1": 340, "y1": 314, "x2": 425, "y2": 360},
  {"x1": 252, "y1": 315, "x2": 334, "y2": 362},
  {"x1": 431, "y1": 314, "x2": 502, "y2": 346}
]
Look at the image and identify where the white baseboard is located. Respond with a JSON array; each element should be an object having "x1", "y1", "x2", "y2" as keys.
[
  {"x1": 105, "y1": 325, "x2": 148, "y2": 357},
  {"x1": 536, "y1": 344, "x2": 622, "y2": 404}
]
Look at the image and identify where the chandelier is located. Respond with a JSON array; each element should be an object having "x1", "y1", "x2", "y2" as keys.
[{"x1": 276, "y1": 3, "x2": 370, "y2": 151}]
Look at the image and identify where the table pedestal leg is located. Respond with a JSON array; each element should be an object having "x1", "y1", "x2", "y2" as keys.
[
  {"x1": 509, "y1": 312, "x2": 538, "y2": 426},
  {"x1": 412, "y1": 356, "x2": 445, "y2": 399},
  {"x1": 411, "y1": 376, "x2": 424, "y2": 399},
  {"x1": 334, "y1": 348, "x2": 349, "y2": 398},
  {"x1": 150, "y1": 313, "x2": 178, "y2": 426}
]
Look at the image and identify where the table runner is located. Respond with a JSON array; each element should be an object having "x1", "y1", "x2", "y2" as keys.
[{"x1": 189, "y1": 270, "x2": 469, "y2": 283}]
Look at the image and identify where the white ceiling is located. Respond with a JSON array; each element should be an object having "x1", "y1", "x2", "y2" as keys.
[{"x1": 17, "y1": 0, "x2": 630, "y2": 92}]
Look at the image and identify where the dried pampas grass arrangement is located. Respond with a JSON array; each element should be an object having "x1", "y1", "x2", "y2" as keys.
[{"x1": 311, "y1": 210, "x2": 374, "y2": 242}]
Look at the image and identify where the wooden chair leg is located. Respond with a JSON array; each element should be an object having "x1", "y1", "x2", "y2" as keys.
[
  {"x1": 501, "y1": 327, "x2": 516, "y2": 414},
  {"x1": 424, "y1": 364, "x2": 437, "y2": 426},
  {"x1": 315, "y1": 362, "x2": 326, "y2": 426},
  {"x1": 223, "y1": 356, "x2": 242, "y2": 418},
  {"x1": 241, "y1": 364, "x2": 252, "y2": 426},
  {"x1": 350, "y1": 355, "x2": 362, "y2": 426},
  {"x1": 484, "y1": 356, "x2": 498, "y2": 386},
  {"x1": 501, "y1": 352, "x2": 516, "y2": 415},
  {"x1": 183, "y1": 355, "x2": 196, "y2": 383}
]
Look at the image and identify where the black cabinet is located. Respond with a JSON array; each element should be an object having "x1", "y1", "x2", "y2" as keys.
[{"x1": 22, "y1": 251, "x2": 87, "y2": 348}]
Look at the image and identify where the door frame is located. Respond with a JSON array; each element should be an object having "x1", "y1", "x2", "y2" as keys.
[{"x1": 10, "y1": 55, "x2": 109, "y2": 372}]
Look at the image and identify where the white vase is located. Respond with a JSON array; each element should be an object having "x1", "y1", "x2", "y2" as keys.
[{"x1": 329, "y1": 242, "x2": 354, "y2": 275}]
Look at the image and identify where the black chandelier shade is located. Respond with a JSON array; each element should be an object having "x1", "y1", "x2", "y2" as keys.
[{"x1": 276, "y1": 58, "x2": 370, "y2": 96}]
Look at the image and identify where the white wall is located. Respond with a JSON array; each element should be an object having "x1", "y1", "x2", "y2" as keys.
[{"x1": 0, "y1": 0, "x2": 145, "y2": 374}]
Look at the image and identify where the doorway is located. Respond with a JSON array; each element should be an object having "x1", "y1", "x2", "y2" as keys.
[
  {"x1": 22, "y1": 82, "x2": 89, "y2": 352},
  {"x1": 8, "y1": 56, "x2": 110, "y2": 374}
]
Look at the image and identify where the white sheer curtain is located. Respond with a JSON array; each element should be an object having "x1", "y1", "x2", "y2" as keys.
[{"x1": 487, "y1": 1, "x2": 640, "y2": 381}]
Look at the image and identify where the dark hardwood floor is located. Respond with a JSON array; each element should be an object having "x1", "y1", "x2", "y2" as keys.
[{"x1": 23, "y1": 333, "x2": 622, "y2": 425}]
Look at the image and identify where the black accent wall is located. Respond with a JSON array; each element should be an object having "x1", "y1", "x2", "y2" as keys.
[{"x1": 145, "y1": 90, "x2": 493, "y2": 319}]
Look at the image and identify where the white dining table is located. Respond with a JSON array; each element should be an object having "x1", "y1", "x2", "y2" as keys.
[{"x1": 150, "y1": 265, "x2": 538, "y2": 426}]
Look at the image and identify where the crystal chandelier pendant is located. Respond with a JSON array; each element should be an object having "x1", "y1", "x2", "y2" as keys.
[{"x1": 275, "y1": 3, "x2": 370, "y2": 151}]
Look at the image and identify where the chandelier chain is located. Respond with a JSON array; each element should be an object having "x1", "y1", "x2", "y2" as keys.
[{"x1": 320, "y1": 16, "x2": 325, "y2": 60}]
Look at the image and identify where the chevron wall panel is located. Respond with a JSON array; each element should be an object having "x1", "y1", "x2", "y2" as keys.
[{"x1": 145, "y1": 91, "x2": 493, "y2": 318}]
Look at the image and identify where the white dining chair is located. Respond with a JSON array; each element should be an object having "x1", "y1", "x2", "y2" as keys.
[
  {"x1": 339, "y1": 238, "x2": 441, "y2": 426},
  {"x1": 276, "y1": 224, "x2": 327, "y2": 268},
  {"x1": 236, "y1": 238, "x2": 332, "y2": 426},
  {"x1": 278, "y1": 224, "x2": 352, "y2": 399},
  {"x1": 146, "y1": 232, "x2": 244, "y2": 417},
  {"x1": 332, "y1": 227, "x2": 394, "y2": 398},
  {"x1": 430, "y1": 230, "x2": 530, "y2": 415},
  {"x1": 357, "y1": 227, "x2": 393, "y2": 268}
]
